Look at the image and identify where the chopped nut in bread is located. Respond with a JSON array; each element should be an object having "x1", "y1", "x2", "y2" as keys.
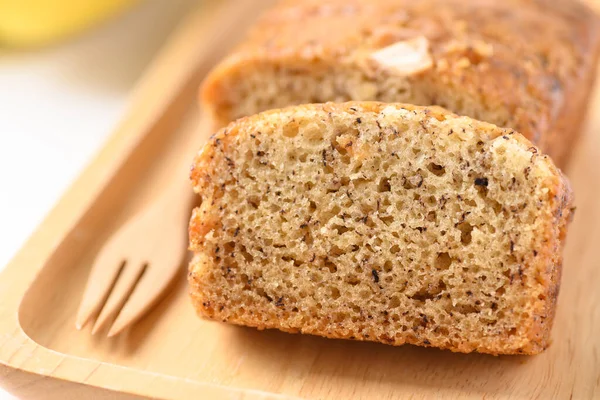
[{"x1": 368, "y1": 36, "x2": 433, "y2": 75}]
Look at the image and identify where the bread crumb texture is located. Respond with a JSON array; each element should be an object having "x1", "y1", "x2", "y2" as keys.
[{"x1": 189, "y1": 102, "x2": 573, "y2": 355}]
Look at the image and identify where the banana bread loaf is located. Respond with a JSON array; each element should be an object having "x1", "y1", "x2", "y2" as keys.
[
  {"x1": 188, "y1": 102, "x2": 573, "y2": 355},
  {"x1": 201, "y1": 0, "x2": 600, "y2": 166}
]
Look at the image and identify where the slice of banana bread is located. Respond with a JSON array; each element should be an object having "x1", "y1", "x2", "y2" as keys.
[
  {"x1": 188, "y1": 102, "x2": 573, "y2": 355},
  {"x1": 201, "y1": 0, "x2": 600, "y2": 166}
]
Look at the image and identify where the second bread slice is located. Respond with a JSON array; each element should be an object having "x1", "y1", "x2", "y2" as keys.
[
  {"x1": 189, "y1": 102, "x2": 573, "y2": 355},
  {"x1": 201, "y1": 0, "x2": 600, "y2": 166}
]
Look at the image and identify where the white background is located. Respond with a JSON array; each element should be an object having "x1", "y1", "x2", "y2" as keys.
[{"x1": 0, "y1": 0, "x2": 197, "y2": 397}]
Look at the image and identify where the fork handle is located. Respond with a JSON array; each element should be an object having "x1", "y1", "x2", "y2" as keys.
[{"x1": 165, "y1": 114, "x2": 220, "y2": 221}]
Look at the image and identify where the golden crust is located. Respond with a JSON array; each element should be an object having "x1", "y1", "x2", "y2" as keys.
[
  {"x1": 189, "y1": 102, "x2": 573, "y2": 355},
  {"x1": 201, "y1": 0, "x2": 600, "y2": 166}
]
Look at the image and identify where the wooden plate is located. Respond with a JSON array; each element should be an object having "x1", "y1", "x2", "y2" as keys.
[{"x1": 1, "y1": 0, "x2": 599, "y2": 398}]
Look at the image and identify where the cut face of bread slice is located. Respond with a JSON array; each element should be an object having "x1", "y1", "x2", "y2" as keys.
[
  {"x1": 201, "y1": 0, "x2": 600, "y2": 166},
  {"x1": 189, "y1": 102, "x2": 573, "y2": 355}
]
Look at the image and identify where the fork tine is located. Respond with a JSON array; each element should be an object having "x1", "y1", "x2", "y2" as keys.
[
  {"x1": 106, "y1": 266, "x2": 180, "y2": 337},
  {"x1": 91, "y1": 261, "x2": 147, "y2": 335},
  {"x1": 75, "y1": 251, "x2": 126, "y2": 330}
]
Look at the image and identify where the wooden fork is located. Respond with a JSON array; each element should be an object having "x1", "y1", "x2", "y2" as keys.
[
  {"x1": 72, "y1": 0, "x2": 259, "y2": 337},
  {"x1": 75, "y1": 116, "x2": 214, "y2": 337},
  {"x1": 75, "y1": 117, "x2": 216, "y2": 337}
]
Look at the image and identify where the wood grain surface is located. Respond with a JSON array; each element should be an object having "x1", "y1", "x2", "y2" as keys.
[{"x1": 1, "y1": 0, "x2": 599, "y2": 399}]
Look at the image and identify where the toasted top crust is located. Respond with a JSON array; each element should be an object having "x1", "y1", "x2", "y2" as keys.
[{"x1": 201, "y1": 0, "x2": 600, "y2": 165}]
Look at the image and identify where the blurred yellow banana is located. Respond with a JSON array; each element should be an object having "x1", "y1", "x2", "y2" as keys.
[{"x1": 0, "y1": 0, "x2": 140, "y2": 47}]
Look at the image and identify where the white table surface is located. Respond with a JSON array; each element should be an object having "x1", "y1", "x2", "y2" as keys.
[{"x1": 0, "y1": 0, "x2": 197, "y2": 397}]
